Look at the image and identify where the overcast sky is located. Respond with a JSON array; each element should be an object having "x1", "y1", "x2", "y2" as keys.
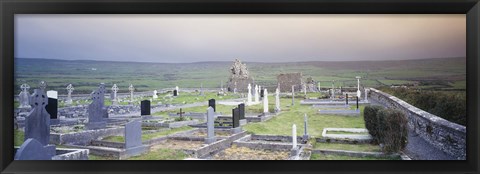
[{"x1": 15, "y1": 14, "x2": 466, "y2": 63}]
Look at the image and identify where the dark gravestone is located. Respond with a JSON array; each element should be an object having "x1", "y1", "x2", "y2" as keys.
[
  {"x1": 238, "y1": 103, "x2": 245, "y2": 119},
  {"x1": 232, "y1": 108, "x2": 240, "y2": 128},
  {"x1": 14, "y1": 138, "x2": 52, "y2": 160},
  {"x1": 125, "y1": 120, "x2": 142, "y2": 148},
  {"x1": 356, "y1": 96, "x2": 359, "y2": 110},
  {"x1": 346, "y1": 93, "x2": 349, "y2": 105},
  {"x1": 141, "y1": 100, "x2": 151, "y2": 116},
  {"x1": 26, "y1": 89, "x2": 51, "y2": 146},
  {"x1": 46, "y1": 98, "x2": 58, "y2": 119},
  {"x1": 208, "y1": 99, "x2": 216, "y2": 112},
  {"x1": 260, "y1": 87, "x2": 264, "y2": 98},
  {"x1": 173, "y1": 90, "x2": 178, "y2": 96}
]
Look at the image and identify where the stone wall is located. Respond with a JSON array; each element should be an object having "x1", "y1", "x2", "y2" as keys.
[
  {"x1": 277, "y1": 73, "x2": 303, "y2": 92},
  {"x1": 368, "y1": 88, "x2": 466, "y2": 160}
]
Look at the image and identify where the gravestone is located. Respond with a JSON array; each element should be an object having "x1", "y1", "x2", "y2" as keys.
[
  {"x1": 260, "y1": 87, "x2": 264, "y2": 98},
  {"x1": 364, "y1": 88, "x2": 369, "y2": 102},
  {"x1": 14, "y1": 138, "x2": 52, "y2": 160},
  {"x1": 291, "y1": 85, "x2": 295, "y2": 106},
  {"x1": 303, "y1": 114, "x2": 309, "y2": 140},
  {"x1": 318, "y1": 82, "x2": 321, "y2": 92},
  {"x1": 98, "y1": 83, "x2": 108, "y2": 118},
  {"x1": 125, "y1": 120, "x2": 142, "y2": 148},
  {"x1": 153, "y1": 90, "x2": 158, "y2": 99},
  {"x1": 254, "y1": 85, "x2": 259, "y2": 103},
  {"x1": 205, "y1": 107, "x2": 216, "y2": 144},
  {"x1": 356, "y1": 96, "x2": 359, "y2": 110},
  {"x1": 46, "y1": 90, "x2": 58, "y2": 120},
  {"x1": 111, "y1": 84, "x2": 119, "y2": 105},
  {"x1": 331, "y1": 80, "x2": 335, "y2": 100},
  {"x1": 275, "y1": 87, "x2": 281, "y2": 112},
  {"x1": 173, "y1": 90, "x2": 178, "y2": 97},
  {"x1": 247, "y1": 84, "x2": 252, "y2": 104},
  {"x1": 346, "y1": 93, "x2": 349, "y2": 105},
  {"x1": 263, "y1": 89, "x2": 269, "y2": 113},
  {"x1": 86, "y1": 84, "x2": 107, "y2": 130},
  {"x1": 141, "y1": 100, "x2": 151, "y2": 116},
  {"x1": 208, "y1": 99, "x2": 216, "y2": 112},
  {"x1": 129, "y1": 84, "x2": 135, "y2": 102},
  {"x1": 356, "y1": 76, "x2": 362, "y2": 98},
  {"x1": 292, "y1": 124, "x2": 297, "y2": 149},
  {"x1": 175, "y1": 86, "x2": 179, "y2": 95},
  {"x1": 232, "y1": 107, "x2": 240, "y2": 128},
  {"x1": 65, "y1": 84, "x2": 74, "y2": 105},
  {"x1": 25, "y1": 88, "x2": 51, "y2": 145},
  {"x1": 18, "y1": 84, "x2": 31, "y2": 109},
  {"x1": 238, "y1": 103, "x2": 245, "y2": 119}
]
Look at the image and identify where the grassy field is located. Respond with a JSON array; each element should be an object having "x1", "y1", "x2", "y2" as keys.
[
  {"x1": 14, "y1": 57, "x2": 466, "y2": 95},
  {"x1": 310, "y1": 153, "x2": 401, "y2": 160},
  {"x1": 102, "y1": 126, "x2": 193, "y2": 142}
]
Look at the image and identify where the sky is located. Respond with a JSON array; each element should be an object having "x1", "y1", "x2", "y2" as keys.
[{"x1": 15, "y1": 14, "x2": 466, "y2": 63}]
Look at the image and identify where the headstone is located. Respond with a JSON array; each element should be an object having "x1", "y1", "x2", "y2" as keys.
[
  {"x1": 247, "y1": 84, "x2": 252, "y2": 104},
  {"x1": 356, "y1": 76, "x2": 361, "y2": 98},
  {"x1": 292, "y1": 124, "x2": 297, "y2": 150},
  {"x1": 208, "y1": 99, "x2": 216, "y2": 112},
  {"x1": 65, "y1": 84, "x2": 74, "y2": 105},
  {"x1": 331, "y1": 80, "x2": 335, "y2": 100},
  {"x1": 303, "y1": 114, "x2": 309, "y2": 140},
  {"x1": 304, "y1": 84, "x2": 307, "y2": 96},
  {"x1": 275, "y1": 87, "x2": 281, "y2": 112},
  {"x1": 98, "y1": 83, "x2": 108, "y2": 118},
  {"x1": 46, "y1": 90, "x2": 58, "y2": 119},
  {"x1": 260, "y1": 86, "x2": 264, "y2": 98},
  {"x1": 356, "y1": 96, "x2": 359, "y2": 111},
  {"x1": 86, "y1": 84, "x2": 107, "y2": 130},
  {"x1": 111, "y1": 84, "x2": 119, "y2": 105},
  {"x1": 38, "y1": 81, "x2": 47, "y2": 90},
  {"x1": 153, "y1": 90, "x2": 158, "y2": 99},
  {"x1": 25, "y1": 88, "x2": 51, "y2": 145},
  {"x1": 173, "y1": 90, "x2": 178, "y2": 97},
  {"x1": 125, "y1": 120, "x2": 142, "y2": 148},
  {"x1": 141, "y1": 100, "x2": 151, "y2": 116},
  {"x1": 346, "y1": 93, "x2": 349, "y2": 105},
  {"x1": 238, "y1": 103, "x2": 245, "y2": 119},
  {"x1": 364, "y1": 88, "x2": 369, "y2": 102},
  {"x1": 254, "y1": 85, "x2": 259, "y2": 103},
  {"x1": 205, "y1": 107, "x2": 216, "y2": 144},
  {"x1": 317, "y1": 82, "x2": 321, "y2": 92},
  {"x1": 129, "y1": 84, "x2": 135, "y2": 102},
  {"x1": 18, "y1": 84, "x2": 31, "y2": 109},
  {"x1": 232, "y1": 107, "x2": 240, "y2": 128},
  {"x1": 263, "y1": 89, "x2": 269, "y2": 113},
  {"x1": 291, "y1": 85, "x2": 295, "y2": 106},
  {"x1": 14, "y1": 138, "x2": 52, "y2": 160},
  {"x1": 175, "y1": 86, "x2": 179, "y2": 95}
]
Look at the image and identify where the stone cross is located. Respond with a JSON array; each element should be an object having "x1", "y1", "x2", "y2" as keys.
[
  {"x1": 66, "y1": 84, "x2": 74, "y2": 105},
  {"x1": 205, "y1": 107, "x2": 216, "y2": 144},
  {"x1": 129, "y1": 84, "x2": 134, "y2": 102},
  {"x1": 275, "y1": 87, "x2": 280, "y2": 112},
  {"x1": 19, "y1": 84, "x2": 31, "y2": 108},
  {"x1": 247, "y1": 84, "x2": 252, "y2": 104},
  {"x1": 303, "y1": 114, "x2": 309, "y2": 139},
  {"x1": 356, "y1": 76, "x2": 361, "y2": 98},
  {"x1": 292, "y1": 124, "x2": 297, "y2": 150},
  {"x1": 153, "y1": 90, "x2": 158, "y2": 99},
  {"x1": 39, "y1": 81, "x2": 47, "y2": 90},
  {"x1": 177, "y1": 108, "x2": 185, "y2": 119},
  {"x1": 291, "y1": 85, "x2": 295, "y2": 106},
  {"x1": 26, "y1": 88, "x2": 50, "y2": 146},
  {"x1": 111, "y1": 84, "x2": 119, "y2": 104},
  {"x1": 263, "y1": 89, "x2": 269, "y2": 113},
  {"x1": 254, "y1": 85, "x2": 259, "y2": 103}
]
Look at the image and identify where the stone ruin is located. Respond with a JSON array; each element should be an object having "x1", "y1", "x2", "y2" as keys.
[
  {"x1": 277, "y1": 72, "x2": 303, "y2": 92},
  {"x1": 226, "y1": 59, "x2": 254, "y2": 92},
  {"x1": 305, "y1": 77, "x2": 318, "y2": 92}
]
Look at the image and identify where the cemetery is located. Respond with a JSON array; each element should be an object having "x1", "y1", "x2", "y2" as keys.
[{"x1": 12, "y1": 59, "x2": 466, "y2": 160}]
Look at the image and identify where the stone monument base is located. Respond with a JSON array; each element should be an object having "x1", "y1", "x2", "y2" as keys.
[
  {"x1": 121, "y1": 145, "x2": 149, "y2": 159},
  {"x1": 204, "y1": 137, "x2": 216, "y2": 144},
  {"x1": 231, "y1": 127, "x2": 243, "y2": 134}
]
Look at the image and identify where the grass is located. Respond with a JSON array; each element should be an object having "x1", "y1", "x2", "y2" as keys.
[
  {"x1": 310, "y1": 153, "x2": 401, "y2": 160},
  {"x1": 102, "y1": 126, "x2": 193, "y2": 142},
  {"x1": 127, "y1": 148, "x2": 189, "y2": 160},
  {"x1": 243, "y1": 98, "x2": 366, "y2": 137},
  {"x1": 14, "y1": 129, "x2": 24, "y2": 146},
  {"x1": 313, "y1": 142, "x2": 381, "y2": 152}
]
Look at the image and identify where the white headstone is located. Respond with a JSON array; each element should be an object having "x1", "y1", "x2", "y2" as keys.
[
  {"x1": 111, "y1": 84, "x2": 119, "y2": 105},
  {"x1": 275, "y1": 87, "x2": 280, "y2": 112},
  {"x1": 247, "y1": 84, "x2": 252, "y2": 104},
  {"x1": 364, "y1": 88, "x2": 368, "y2": 102},
  {"x1": 356, "y1": 76, "x2": 361, "y2": 98},
  {"x1": 254, "y1": 85, "x2": 259, "y2": 103},
  {"x1": 129, "y1": 84, "x2": 134, "y2": 102},
  {"x1": 153, "y1": 90, "x2": 158, "y2": 99},
  {"x1": 205, "y1": 107, "x2": 216, "y2": 144},
  {"x1": 318, "y1": 82, "x2": 321, "y2": 92},
  {"x1": 66, "y1": 84, "x2": 74, "y2": 105},
  {"x1": 19, "y1": 84, "x2": 31, "y2": 108},
  {"x1": 175, "y1": 86, "x2": 179, "y2": 95},
  {"x1": 331, "y1": 80, "x2": 335, "y2": 100},
  {"x1": 46, "y1": 90, "x2": 58, "y2": 99},
  {"x1": 291, "y1": 85, "x2": 295, "y2": 105},
  {"x1": 304, "y1": 113, "x2": 308, "y2": 138},
  {"x1": 263, "y1": 89, "x2": 269, "y2": 113},
  {"x1": 292, "y1": 124, "x2": 297, "y2": 149}
]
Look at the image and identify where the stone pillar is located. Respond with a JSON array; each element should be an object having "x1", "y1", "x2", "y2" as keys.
[
  {"x1": 356, "y1": 96, "x2": 359, "y2": 111},
  {"x1": 291, "y1": 85, "x2": 295, "y2": 106},
  {"x1": 356, "y1": 76, "x2": 361, "y2": 98},
  {"x1": 346, "y1": 93, "x2": 349, "y2": 105},
  {"x1": 365, "y1": 88, "x2": 368, "y2": 102},
  {"x1": 254, "y1": 85, "x2": 259, "y2": 103},
  {"x1": 275, "y1": 87, "x2": 280, "y2": 112},
  {"x1": 247, "y1": 84, "x2": 252, "y2": 104},
  {"x1": 263, "y1": 89, "x2": 269, "y2": 113},
  {"x1": 292, "y1": 124, "x2": 297, "y2": 150},
  {"x1": 303, "y1": 114, "x2": 308, "y2": 140},
  {"x1": 205, "y1": 107, "x2": 216, "y2": 144},
  {"x1": 331, "y1": 80, "x2": 335, "y2": 100}
]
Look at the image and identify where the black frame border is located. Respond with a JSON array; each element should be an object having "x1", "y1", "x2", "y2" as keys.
[{"x1": 1, "y1": 0, "x2": 479, "y2": 174}]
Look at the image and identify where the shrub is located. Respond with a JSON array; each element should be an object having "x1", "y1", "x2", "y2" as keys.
[
  {"x1": 174, "y1": 116, "x2": 191, "y2": 122},
  {"x1": 376, "y1": 108, "x2": 408, "y2": 153},
  {"x1": 363, "y1": 105, "x2": 384, "y2": 144}
]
